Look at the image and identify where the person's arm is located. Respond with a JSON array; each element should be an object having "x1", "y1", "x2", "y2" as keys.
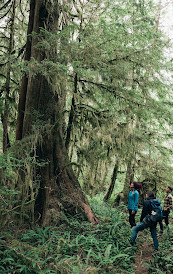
[
  {"x1": 163, "y1": 196, "x2": 167, "y2": 211},
  {"x1": 140, "y1": 201, "x2": 149, "y2": 222},
  {"x1": 133, "y1": 191, "x2": 139, "y2": 211},
  {"x1": 168, "y1": 196, "x2": 173, "y2": 209},
  {"x1": 164, "y1": 196, "x2": 172, "y2": 211}
]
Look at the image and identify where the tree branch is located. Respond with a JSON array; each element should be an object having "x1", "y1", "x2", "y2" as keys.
[
  {"x1": 78, "y1": 78, "x2": 145, "y2": 106},
  {"x1": 0, "y1": 0, "x2": 11, "y2": 12}
]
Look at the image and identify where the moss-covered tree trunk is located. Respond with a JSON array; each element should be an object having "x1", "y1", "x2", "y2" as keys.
[
  {"x1": 123, "y1": 159, "x2": 134, "y2": 201},
  {"x1": 16, "y1": 0, "x2": 35, "y2": 140},
  {"x1": 2, "y1": 0, "x2": 16, "y2": 152},
  {"x1": 104, "y1": 160, "x2": 119, "y2": 201},
  {"x1": 16, "y1": 0, "x2": 98, "y2": 224}
]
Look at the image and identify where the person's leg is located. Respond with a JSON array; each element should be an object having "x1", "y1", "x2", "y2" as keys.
[
  {"x1": 164, "y1": 210, "x2": 169, "y2": 226},
  {"x1": 150, "y1": 226, "x2": 158, "y2": 251},
  {"x1": 159, "y1": 220, "x2": 163, "y2": 233},
  {"x1": 129, "y1": 209, "x2": 136, "y2": 228},
  {"x1": 128, "y1": 209, "x2": 132, "y2": 227},
  {"x1": 162, "y1": 210, "x2": 166, "y2": 222},
  {"x1": 131, "y1": 212, "x2": 136, "y2": 227},
  {"x1": 130, "y1": 222, "x2": 147, "y2": 245}
]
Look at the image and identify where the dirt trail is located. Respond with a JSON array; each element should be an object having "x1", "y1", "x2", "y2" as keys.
[{"x1": 134, "y1": 238, "x2": 154, "y2": 274}]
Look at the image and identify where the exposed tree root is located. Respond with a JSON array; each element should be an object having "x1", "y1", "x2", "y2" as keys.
[{"x1": 80, "y1": 202, "x2": 101, "y2": 224}]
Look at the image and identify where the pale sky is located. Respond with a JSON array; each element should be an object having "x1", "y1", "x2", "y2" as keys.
[{"x1": 160, "y1": 0, "x2": 173, "y2": 40}]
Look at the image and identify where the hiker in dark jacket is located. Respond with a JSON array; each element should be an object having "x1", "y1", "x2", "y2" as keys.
[{"x1": 130, "y1": 191, "x2": 159, "y2": 252}]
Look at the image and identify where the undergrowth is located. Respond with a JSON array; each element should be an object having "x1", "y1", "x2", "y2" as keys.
[
  {"x1": 1, "y1": 194, "x2": 172, "y2": 273},
  {"x1": 144, "y1": 212, "x2": 173, "y2": 274},
  {"x1": 0, "y1": 198, "x2": 136, "y2": 274}
]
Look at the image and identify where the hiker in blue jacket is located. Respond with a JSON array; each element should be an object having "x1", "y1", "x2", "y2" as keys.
[
  {"x1": 127, "y1": 182, "x2": 139, "y2": 228},
  {"x1": 130, "y1": 191, "x2": 159, "y2": 252}
]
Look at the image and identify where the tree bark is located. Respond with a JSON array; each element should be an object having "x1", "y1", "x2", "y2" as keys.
[
  {"x1": 16, "y1": 0, "x2": 35, "y2": 140},
  {"x1": 16, "y1": 0, "x2": 98, "y2": 225},
  {"x1": 2, "y1": 0, "x2": 16, "y2": 152},
  {"x1": 104, "y1": 160, "x2": 119, "y2": 201},
  {"x1": 123, "y1": 159, "x2": 134, "y2": 201},
  {"x1": 65, "y1": 73, "x2": 77, "y2": 150}
]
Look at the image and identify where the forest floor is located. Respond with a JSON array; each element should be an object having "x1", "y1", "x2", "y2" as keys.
[
  {"x1": 133, "y1": 221, "x2": 173, "y2": 274},
  {"x1": 133, "y1": 230, "x2": 156, "y2": 274}
]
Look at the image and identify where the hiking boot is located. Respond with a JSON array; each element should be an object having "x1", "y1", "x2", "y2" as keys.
[{"x1": 129, "y1": 242, "x2": 137, "y2": 248}]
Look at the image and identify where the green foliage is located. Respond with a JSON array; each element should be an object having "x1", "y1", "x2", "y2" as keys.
[
  {"x1": 0, "y1": 152, "x2": 47, "y2": 228},
  {"x1": 61, "y1": 0, "x2": 173, "y2": 194},
  {"x1": 0, "y1": 0, "x2": 173, "y2": 197},
  {"x1": 0, "y1": 200, "x2": 136, "y2": 273}
]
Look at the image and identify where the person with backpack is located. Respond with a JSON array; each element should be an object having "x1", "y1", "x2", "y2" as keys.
[
  {"x1": 130, "y1": 191, "x2": 162, "y2": 252},
  {"x1": 159, "y1": 186, "x2": 173, "y2": 233},
  {"x1": 127, "y1": 182, "x2": 139, "y2": 228}
]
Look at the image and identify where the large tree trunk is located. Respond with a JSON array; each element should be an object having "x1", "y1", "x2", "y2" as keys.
[
  {"x1": 123, "y1": 159, "x2": 134, "y2": 201},
  {"x1": 113, "y1": 159, "x2": 134, "y2": 206},
  {"x1": 16, "y1": 0, "x2": 35, "y2": 140},
  {"x1": 2, "y1": 0, "x2": 16, "y2": 152},
  {"x1": 16, "y1": 0, "x2": 98, "y2": 225},
  {"x1": 104, "y1": 160, "x2": 119, "y2": 201},
  {"x1": 65, "y1": 73, "x2": 78, "y2": 150}
]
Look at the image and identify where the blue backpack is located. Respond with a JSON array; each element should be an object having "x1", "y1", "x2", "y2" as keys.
[{"x1": 150, "y1": 199, "x2": 163, "y2": 222}]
